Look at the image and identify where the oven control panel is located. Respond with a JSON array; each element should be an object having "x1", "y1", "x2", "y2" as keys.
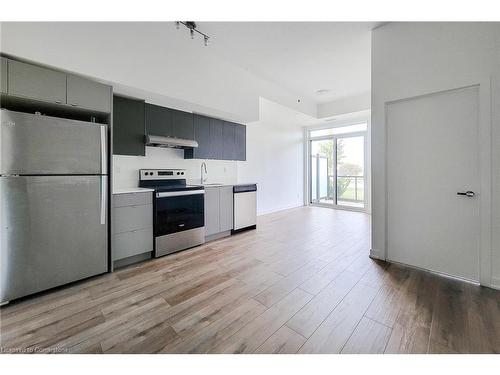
[{"x1": 140, "y1": 169, "x2": 186, "y2": 180}]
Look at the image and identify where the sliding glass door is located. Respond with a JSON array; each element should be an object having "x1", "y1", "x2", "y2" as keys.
[
  {"x1": 308, "y1": 122, "x2": 367, "y2": 210},
  {"x1": 310, "y1": 139, "x2": 334, "y2": 205},
  {"x1": 335, "y1": 135, "x2": 365, "y2": 209}
]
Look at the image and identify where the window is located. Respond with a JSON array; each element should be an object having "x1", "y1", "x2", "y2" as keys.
[
  {"x1": 307, "y1": 121, "x2": 368, "y2": 211},
  {"x1": 309, "y1": 122, "x2": 367, "y2": 138}
]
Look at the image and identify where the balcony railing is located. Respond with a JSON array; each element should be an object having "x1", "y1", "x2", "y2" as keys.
[
  {"x1": 314, "y1": 175, "x2": 364, "y2": 206},
  {"x1": 311, "y1": 155, "x2": 364, "y2": 207},
  {"x1": 334, "y1": 175, "x2": 364, "y2": 203}
]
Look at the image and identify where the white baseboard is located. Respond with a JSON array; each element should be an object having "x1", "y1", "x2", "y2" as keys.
[
  {"x1": 257, "y1": 202, "x2": 304, "y2": 216},
  {"x1": 490, "y1": 277, "x2": 500, "y2": 291},
  {"x1": 369, "y1": 248, "x2": 385, "y2": 261}
]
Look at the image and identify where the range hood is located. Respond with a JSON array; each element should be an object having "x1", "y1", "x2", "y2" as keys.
[{"x1": 145, "y1": 135, "x2": 198, "y2": 149}]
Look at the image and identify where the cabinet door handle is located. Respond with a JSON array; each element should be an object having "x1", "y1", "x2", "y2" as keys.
[{"x1": 457, "y1": 191, "x2": 475, "y2": 197}]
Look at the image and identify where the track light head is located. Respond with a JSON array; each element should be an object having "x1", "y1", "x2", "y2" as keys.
[{"x1": 175, "y1": 21, "x2": 211, "y2": 47}]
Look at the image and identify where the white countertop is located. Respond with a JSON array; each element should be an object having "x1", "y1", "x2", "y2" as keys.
[
  {"x1": 189, "y1": 181, "x2": 257, "y2": 188},
  {"x1": 113, "y1": 184, "x2": 256, "y2": 194},
  {"x1": 113, "y1": 187, "x2": 155, "y2": 195}
]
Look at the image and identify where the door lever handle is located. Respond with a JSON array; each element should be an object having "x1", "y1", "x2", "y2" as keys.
[{"x1": 457, "y1": 191, "x2": 475, "y2": 197}]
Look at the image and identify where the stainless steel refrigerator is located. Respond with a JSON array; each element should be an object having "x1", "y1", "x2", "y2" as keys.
[{"x1": 1, "y1": 109, "x2": 108, "y2": 303}]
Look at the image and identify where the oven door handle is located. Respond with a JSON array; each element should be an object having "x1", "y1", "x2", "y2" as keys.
[{"x1": 156, "y1": 190, "x2": 205, "y2": 198}]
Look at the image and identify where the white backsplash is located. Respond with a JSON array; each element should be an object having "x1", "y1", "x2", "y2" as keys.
[{"x1": 113, "y1": 147, "x2": 238, "y2": 189}]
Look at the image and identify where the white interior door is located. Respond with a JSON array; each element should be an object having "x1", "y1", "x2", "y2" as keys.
[{"x1": 387, "y1": 86, "x2": 480, "y2": 281}]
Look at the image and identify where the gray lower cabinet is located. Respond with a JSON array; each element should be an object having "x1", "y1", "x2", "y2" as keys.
[
  {"x1": 1, "y1": 57, "x2": 7, "y2": 94},
  {"x1": 112, "y1": 192, "x2": 153, "y2": 262},
  {"x1": 7, "y1": 59, "x2": 66, "y2": 104},
  {"x1": 67, "y1": 74, "x2": 111, "y2": 113},
  {"x1": 113, "y1": 229, "x2": 153, "y2": 261},
  {"x1": 204, "y1": 187, "x2": 220, "y2": 236},
  {"x1": 204, "y1": 186, "x2": 233, "y2": 237},
  {"x1": 219, "y1": 186, "x2": 234, "y2": 232}
]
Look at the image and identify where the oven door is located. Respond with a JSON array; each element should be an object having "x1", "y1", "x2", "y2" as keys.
[{"x1": 155, "y1": 190, "x2": 204, "y2": 237}]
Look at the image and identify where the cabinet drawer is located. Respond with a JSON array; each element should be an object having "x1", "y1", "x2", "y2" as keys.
[
  {"x1": 113, "y1": 192, "x2": 152, "y2": 207},
  {"x1": 113, "y1": 228, "x2": 153, "y2": 260},
  {"x1": 113, "y1": 204, "x2": 153, "y2": 234}
]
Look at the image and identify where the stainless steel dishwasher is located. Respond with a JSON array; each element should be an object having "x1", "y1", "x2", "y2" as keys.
[{"x1": 232, "y1": 184, "x2": 257, "y2": 233}]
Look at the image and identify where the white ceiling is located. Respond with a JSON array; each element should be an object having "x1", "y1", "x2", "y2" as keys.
[{"x1": 199, "y1": 22, "x2": 377, "y2": 104}]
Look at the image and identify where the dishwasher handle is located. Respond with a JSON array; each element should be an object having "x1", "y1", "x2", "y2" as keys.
[{"x1": 233, "y1": 184, "x2": 257, "y2": 193}]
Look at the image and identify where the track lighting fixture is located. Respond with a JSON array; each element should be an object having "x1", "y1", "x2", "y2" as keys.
[{"x1": 175, "y1": 21, "x2": 211, "y2": 46}]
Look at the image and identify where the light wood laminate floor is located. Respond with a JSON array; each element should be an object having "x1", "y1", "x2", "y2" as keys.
[{"x1": 1, "y1": 206, "x2": 499, "y2": 354}]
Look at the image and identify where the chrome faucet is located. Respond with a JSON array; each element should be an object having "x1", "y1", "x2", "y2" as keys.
[{"x1": 201, "y1": 162, "x2": 208, "y2": 184}]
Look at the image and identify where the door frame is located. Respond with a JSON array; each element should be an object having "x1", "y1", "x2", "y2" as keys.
[
  {"x1": 304, "y1": 113, "x2": 371, "y2": 213},
  {"x1": 383, "y1": 80, "x2": 492, "y2": 286}
]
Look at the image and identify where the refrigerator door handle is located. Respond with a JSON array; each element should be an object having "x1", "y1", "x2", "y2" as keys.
[
  {"x1": 100, "y1": 125, "x2": 107, "y2": 175},
  {"x1": 100, "y1": 176, "x2": 107, "y2": 225}
]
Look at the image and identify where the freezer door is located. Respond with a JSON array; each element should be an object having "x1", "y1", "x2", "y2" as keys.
[
  {"x1": 1, "y1": 175, "x2": 108, "y2": 302},
  {"x1": 0, "y1": 109, "x2": 107, "y2": 175}
]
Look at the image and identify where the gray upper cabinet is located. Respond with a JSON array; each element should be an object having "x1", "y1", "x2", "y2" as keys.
[
  {"x1": 234, "y1": 124, "x2": 246, "y2": 161},
  {"x1": 222, "y1": 121, "x2": 236, "y2": 160},
  {"x1": 7, "y1": 59, "x2": 66, "y2": 104},
  {"x1": 145, "y1": 104, "x2": 194, "y2": 140},
  {"x1": 171, "y1": 109, "x2": 194, "y2": 139},
  {"x1": 185, "y1": 114, "x2": 211, "y2": 159},
  {"x1": 67, "y1": 74, "x2": 111, "y2": 113},
  {"x1": 184, "y1": 116, "x2": 246, "y2": 161},
  {"x1": 5, "y1": 59, "x2": 112, "y2": 113},
  {"x1": 209, "y1": 118, "x2": 224, "y2": 160},
  {"x1": 1, "y1": 57, "x2": 7, "y2": 94},
  {"x1": 145, "y1": 103, "x2": 172, "y2": 137},
  {"x1": 113, "y1": 95, "x2": 145, "y2": 156}
]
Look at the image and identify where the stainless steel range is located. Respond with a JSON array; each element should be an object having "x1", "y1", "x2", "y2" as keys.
[{"x1": 139, "y1": 169, "x2": 205, "y2": 257}]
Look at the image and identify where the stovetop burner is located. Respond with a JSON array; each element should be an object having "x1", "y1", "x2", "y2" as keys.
[
  {"x1": 153, "y1": 185, "x2": 204, "y2": 192},
  {"x1": 138, "y1": 169, "x2": 204, "y2": 192}
]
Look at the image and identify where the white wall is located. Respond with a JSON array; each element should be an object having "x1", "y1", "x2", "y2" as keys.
[
  {"x1": 317, "y1": 92, "x2": 370, "y2": 119},
  {"x1": 371, "y1": 22, "x2": 500, "y2": 288},
  {"x1": 113, "y1": 148, "x2": 237, "y2": 190},
  {"x1": 109, "y1": 84, "x2": 240, "y2": 190},
  {"x1": 0, "y1": 22, "x2": 316, "y2": 123},
  {"x1": 0, "y1": 22, "x2": 318, "y2": 215},
  {"x1": 238, "y1": 99, "x2": 308, "y2": 215}
]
